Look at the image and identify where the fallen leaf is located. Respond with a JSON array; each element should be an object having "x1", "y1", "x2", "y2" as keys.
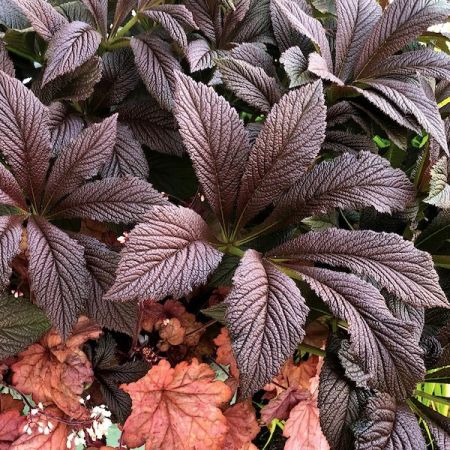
[
  {"x1": 223, "y1": 400, "x2": 260, "y2": 450},
  {"x1": 214, "y1": 327, "x2": 239, "y2": 379},
  {"x1": 12, "y1": 317, "x2": 101, "y2": 418},
  {"x1": 121, "y1": 358, "x2": 232, "y2": 450},
  {"x1": 283, "y1": 397, "x2": 330, "y2": 450}
]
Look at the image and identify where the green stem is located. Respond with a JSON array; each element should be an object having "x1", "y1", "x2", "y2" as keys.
[
  {"x1": 414, "y1": 390, "x2": 450, "y2": 406},
  {"x1": 5, "y1": 46, "x2": 38, "y2": 64},
  {"x1": 432, "y1": 255, "x2": 450, "y2": 269},
  {"x1": 234, "y1": 220, "x2": 280, "y2": 246},
  {"x1": 221, "y1": 244, "x2": 245, "y2": 258},
  {"x1": 299, "y1": 343, "x2": 326, "y2": 357},
  {"x1": 114, "y1": 14, "x2": 139, "y2": 38}
]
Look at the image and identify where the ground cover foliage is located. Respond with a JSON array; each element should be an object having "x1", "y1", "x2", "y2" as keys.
[{"x1": 0, "y1": 0, "x2": 450, "y2": 448}]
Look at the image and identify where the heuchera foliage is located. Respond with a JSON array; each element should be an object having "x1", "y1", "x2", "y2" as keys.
[{"x1": 0, "y1": 0, "x2": 450, "y2": 449}]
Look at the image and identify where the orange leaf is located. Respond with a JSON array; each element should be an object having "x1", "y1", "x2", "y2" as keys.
[
  {"x1": 223, "y1": 401, "x2": 260, "y2": 450},
  {"x1": 0, "y1": 410, "x2": 26, "y2": 448},
  {"x1": 283, "y1": 398, "x2": 330, "y2": 450},
  {"x1": 157, "y1": 318, "x2": 186, "y2": 351},
  {"x1": 121, "y1": 358, "x2": 232, "y2": 450},
  {"x1": 214, "y1": 327, "x2": 239, "y2": 379},
  {"x1": 11, "y1": 317, "x2": 101, "y2": 419}
]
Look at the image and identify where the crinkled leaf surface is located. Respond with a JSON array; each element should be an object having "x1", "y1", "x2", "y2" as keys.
[
  {"x1": 0, "y1": 71, "x2": 51, "y2": 201},
  {"x1": 27, "y1": 217, "x2": 89, "y2": 338},
  {"x1": 43, "y1": 21, "x2": 101, "y2": 85},
  {"x1": 225, "y1": 250, "x2": 308, "y2": 396},
  {"x1": 273, "y1": 152, "x2": 414, "y2": 223},
  {"x1": 106, "y1": 205, "x2": 222, "y2": 302},
  {"x1": 0, "y1": 216, "x2": 22, "y2": 288},
  {"x1": 53, "y1": 176, "x2": 166, "y2": 223},
  {"x1": 81, "y1": 0, "x2": 107, "y2": 36},
  {"x1": 121, "y1": 359, "x2": 232, "y2": 450},
  {"x1": 237, "y1": 81, "x2": 326, "y2": 226},
  {"x1": 270, "y1": 228, "x2": 448, "y2": 308},
  {"x1": 295, "y1": 267, "x2": 425, "y2": 399},
  {"x1": 174, "y1": 73, "x2": 250, "y2": 225},
  {"x1": 48, "y1": 102, "x2": 84, "y2": 153}
]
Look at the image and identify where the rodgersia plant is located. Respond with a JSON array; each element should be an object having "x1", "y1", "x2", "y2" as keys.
[{"x1": 1, "y1": 0, "x2": 450, "y2": 449}]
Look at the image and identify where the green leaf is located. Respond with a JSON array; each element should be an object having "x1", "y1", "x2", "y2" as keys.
[
  {"x1": 208, "y1": 254, "x2": 240, "y2": 287},
  {"x1": 0, "y1": 294, "x2": 51, "y2": 360},
  {"x1": 200, "y1": 303, "x2": 227, "y2": 324},
  {"x1": 373, "y1": 135, "x2": 390, "y2": 149},
  {"x1": 0, "y1": 204, "x2": 24, "y2": 216}
]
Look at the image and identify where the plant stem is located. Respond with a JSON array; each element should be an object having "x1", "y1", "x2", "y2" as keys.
[
  {"x1": 414, "y1": 390, "x2": 450, "y2": 406},
  {"x1": 115, "y1": 14, "x2": 139, "y2": 38},
  {"x1": 299, "y1": 343, "x2": 326, "y2": 357}
]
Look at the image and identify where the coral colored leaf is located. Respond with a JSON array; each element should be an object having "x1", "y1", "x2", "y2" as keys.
[
  {"x1": 283, "y1": 397, "x2": 330, "y2": 450},
  {"x1": 48, "y1": 102, "x2": 84, "y2": 154},
  {"x1": 0, "y1": 217, "x2": 22, "y2": 288},
  {"x1": 225, "y1": 250, "x2": 309, "y2": 396},
  {"x1": 334, "y1": 0, "x2": 381, "y2": 82},
  {"x1": 355, "y1": 0, "x2": 450, "y2": 78},
  {"x1": 131, "y1": 33, "x2": 181, "y2": 111},
  {"x1": 0, "y1": 39, "x2": 14, "y2": 77},
  {"x1": 216, "y1": 58, "x2": 281, "y2": 113},
  {"x1": 223, "y1": 401, "x2": 260, "y2": 450},
  {"x1": 53, "y1": 176, "x2": 166, "y2": 223},
  {"x1": 105, "y1": 205, "x2": 222, "y2": 302},
  {"x1": 43, "y1": 21, "x2": 101, "y2": 86},
  {"x1": 0, "y1": 409, "x2": 25, "y2": 447},
  {"x1": 45, "y1": 114, "x2": 118, "y2": 202},
  {"x1": 27, "y1": 217, "x2": 90, "y2": 338},
  {"x1": 173, "y1": 73, "x2": 250, "y2": 225},
  {"x1": 214, "y1": 327, "x2": 239, "y2": 379},
  {"x1": 236, "y1": 81, "x2": 326, "y2": 226},
  {"x1": 270, "y1": 228, "x2": 448, "y2": 308},
  {"x1": 11, "y1": 317, "x2": 101, "y2": 419},
  {"x1": 121, "y1": 359, "x2": 232, "y2": 450},
  {"x1": 273, "y1": 152, "x2": 414, "y2": 223},
  {"x1": 295, "y1": 267, "x2": 425, "y2": 399},
  {"x1": 0, "y1": 71, "x2": 51, "y2": 200},
  {"x1": 10, "y1": 406, "x2": 72, "y2": 450},
  {"x1": 71, "y1": 234, "x2": 138, "y2": 336},
  {"x1": 100, "y1": 124, "x2": 149, "y2": 179},
  {"x1": 0, "y1": 294, "x2": 50, "y2": 360},
  {"x1": 353, "y1": 393, "x2": 426, "y2": 449},
  {"x1": 117, "y1": 97, "x2": 184, "y2": 155},
  {"x1": 81, "y1": 0, "x2": 107, "y2": 36},
  {"x1": 11, "y1": 0, "x2": 68, "y2": 40},
  {"x1": 261, "y1": 386, "x2": 310, "y2": 424}
]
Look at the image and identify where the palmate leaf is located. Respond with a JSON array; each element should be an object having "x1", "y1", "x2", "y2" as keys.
[
  {"x1": 233, "y1": 0, "x2": 273, "y2": 44},
  {"x1": 12, "y1": 0, "x2": 68, "y2": 41},
  {"x1": 48, "y1": 102, "x2": 84, "y2": 154},
  {"x1": 0, "y1": 216, "x2": 22, "y2": 288},
  {"x1": 0, "y1": 164, "x2": 26, "y2": 209},
  {"x1": 269, "y1": 228, "x2": 448, "y2": 308},
  {"x1": 45, "y1": 114, "x2": 118, "y2": 201},
  {"x1": 184, "y1": 0, "x2": 218, "y2": 44},
  {"x1": 236, "y1": 81, "x2": 326, "y2": 226},
  {"x1": 105, "y1": 205, "x2": 223, "y2": 302},
  {"x1": 353, "y1": 393, "x2": 426, "y2": 449},
  {"x1": 225, "y1": 250, "x2": 308, "y2": 396},
  {"x1": 354, "y1": 0, "x2": 450, "y2": 79},
  {"x1": 131, "y1": 33, "x2": 181, "y2": 111},
  {"x1": 295, "y1": 267, "x2": 425, "y2": 399},
  {"x1": 334, "y1": 0, "x2": 381, "y2": 82},
  {"x1": 53, "y1": 176, "x2": 167, "y2": 223},
  {"x1": 173, "y1": 73, "x2": 250, "y2": 226},
  {"x1": 27, "y1": 217, "x2": 89, "y2": 338},
  {"x1": 42, "y1": 21, "x2": 102, "y2": 86},
  {"x1": 230, "y1": 43, "x2": 277, "y2": 78},
  {"x1": 272, "y1": 151, "x2": 415, "y2": 223},
  {"x1": 72, "y1": 234, "x2": 138, "y2": 336},
  {"x1": 117, "y1": 97, "x2": 184, "y2": 155},
  {"x1": 216, "y1": 58, "x2": 281, "y2": 113},
  {"x1": 0, "y1": 294, "x2": 51, "y2": 361},
  {"x1": 0, "y1": 71, "x2": 52, "y2": 202}
]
